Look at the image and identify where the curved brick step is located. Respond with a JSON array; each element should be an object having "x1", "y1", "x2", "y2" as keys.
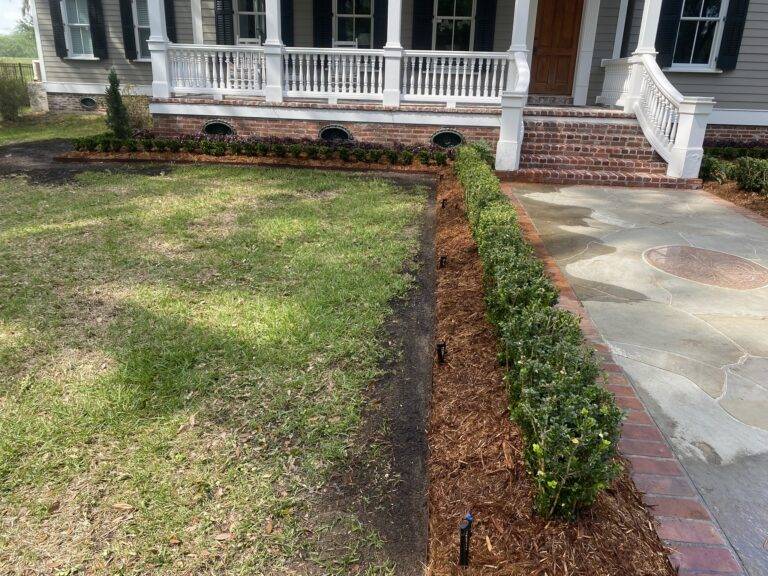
[
  {"x1": 524, "y1": 132, "x2": 651, "y2": 146},
  {"x1": 524, "y1": 106, "x2": 636, "y2": 119},
  {"x1": 499, "y1": 168, "x2": 702, "y2": 190},
  {"x1": 520, "y1": 154, "x2": 668, "y2": 174}
]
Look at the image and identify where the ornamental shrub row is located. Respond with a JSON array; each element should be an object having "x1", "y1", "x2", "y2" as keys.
[
  {"x1": 454, "y1": 145, "x2": 623, "y2": 520},
  {"x1": 699, "y1": 153, "x2": 768, "y2": 194},
  {"x1": 72, "y1": 132, "x2": 452, "y2": 166}
]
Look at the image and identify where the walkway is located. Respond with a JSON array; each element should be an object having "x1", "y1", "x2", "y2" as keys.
[{"x1": 504, "y1": 182, "x2": 768, "y2": 576}]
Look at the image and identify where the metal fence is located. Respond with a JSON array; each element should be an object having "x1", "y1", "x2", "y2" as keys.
[{"x1": 0, "y1": 62, "x2": 35, "y2": 82}]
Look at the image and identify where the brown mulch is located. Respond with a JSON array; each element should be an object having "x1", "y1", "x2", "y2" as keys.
[
  {"x1": 427, "y1": 173, "x2": 676, "y2": 576},
  {"x1": 704, "y1": 181, "x2": 768, "y2": 221},
  {"x1": 56, "y1": 150, "x2": 441, "y2": 174}
]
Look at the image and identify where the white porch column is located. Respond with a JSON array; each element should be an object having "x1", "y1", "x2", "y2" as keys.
[
  {"x1": 382, "y1": 0, "x2": 403, "y2": 107},
  {"x1": 263, "y1": 0, "x2": 285, "y2": 102},
  {"x1": 668, "y1": 97, "x2": 715, "y2": 178},
  {"x1": 634, "y1": 0, "x2": 663, "y2": 55},
  {"x1": 496, "y1": 0, "x2": 531, "y2": 171},
  {"x1": 148, "y1": 0, "x2": 172, "y2": 98}
]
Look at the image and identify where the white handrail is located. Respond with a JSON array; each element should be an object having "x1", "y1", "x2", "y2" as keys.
[
  {"x1": 598, "y1": 54, "x2": 714, "y2": 178},
  {"x1": 168, "y1": 44, "x2": 267, "y2": 95},
  {"x1": 401, "y1": 50, "x2": 511, "y2": 104},
  {"x1": 283, "y1": 47, "x2": 385, "y2": 101}
]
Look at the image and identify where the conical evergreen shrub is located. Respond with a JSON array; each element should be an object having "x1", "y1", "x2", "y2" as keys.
[{"x1": 105, "y1": 69, "x2": 130, "y2": 139}]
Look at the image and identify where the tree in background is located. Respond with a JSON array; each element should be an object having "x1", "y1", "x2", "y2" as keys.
[
  {"x1": 0, "y1": 20, "x2": 37, "y2": 59},
  {"x1": 105, "y1": 69, "x2": 130, "y2": 138}
]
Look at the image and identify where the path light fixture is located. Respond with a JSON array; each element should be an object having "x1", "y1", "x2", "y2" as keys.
[
  {"x1": 441, "y1": 198, "x2": 447, "y2": 209},
  {"x1": 459, "y1": 512, "x2": 473, "y2": 567},
  {"x1": 436, "y1": 342, "x2": 447, "y2": 364},
  {"x1": 439, "y1": 255, "x2": 447, "y2": 269}
]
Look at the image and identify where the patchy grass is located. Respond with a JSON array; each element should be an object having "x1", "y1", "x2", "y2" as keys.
[
  {"x1": 0, "y1": 165, "x2": 425, "y2": 574},
  {"x1": 0, "y1": 113, "x2": 106, "y2": 146}
]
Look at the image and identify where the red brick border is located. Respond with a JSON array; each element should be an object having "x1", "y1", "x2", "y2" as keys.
[{"x1": 501, "y1": 183, "x2": 746, "y2": 576}]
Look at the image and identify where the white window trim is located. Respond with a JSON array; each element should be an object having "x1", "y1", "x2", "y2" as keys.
[
  {"x1": 60, "y1": 0, "x2": 94, "y2": 58},
  {"x1": 670, "y1": 0, "x2": 730, "y2": 71},
  {"x1": 332, "y1": 0, "x2": 374, "y2": 49},
  {"x1": 132, "y1": 0, "x2": 151, "y2": 61},
  {"x1": 234, "y1": 0, "x2": 266, "y2": 44},
  {"x1": 431, "y1": 0, "x2": 476, "y2": 51}
]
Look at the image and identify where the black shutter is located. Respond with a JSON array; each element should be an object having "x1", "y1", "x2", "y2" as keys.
[
  {"x1": 313, "y1": 0, "x2": 332, "y2": 46},
  {"x1": 165, "y1": 0, "x2": 177, "y2": 42},
  {"x1": 49, "y1": 0, "x2": 68, "y2": 57},
  {"x1": 620, "y1": 0, "x2": 636, "y2": 57},
  {"x1": 411, "y1": 0, "x2": 432, "y2": 49},
  {"x1": 373, "y1": 0, "x2": 387, "y2": 48},
  {"x1": 118, "y1": 0, "x2": 137, "y2": 59},
  {"x1": 718, "y1": 0, "x2": 750, "y2": 71},
  {"x1": 655, "y1": 0, "x2": 684, "y2": 68},
  {"x1": 215, "y1": 0, "x2": 235, "y2": 44},
  {"x1": 87, "y1": 0, "x2": 109, "y2": 59},
  {"x1": 281, "y1": 0, "x2": 294, "y2": 45},
  {"x1": 473, "y1": 0, "x2": 496, "y2": 51}
]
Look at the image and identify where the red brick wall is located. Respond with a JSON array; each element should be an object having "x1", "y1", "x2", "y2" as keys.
[
  {"x1": 152, "y1": 113, "x2": 499, "y2": 147},
  {"x1": 705, "y1": 124, "x2": 768, "y2": 145},
  {"x1": 47, "y1": 93, "x2": 106, "y2": 112}
]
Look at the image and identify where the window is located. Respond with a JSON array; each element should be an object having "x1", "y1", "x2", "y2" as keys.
[
  {"x1": 334, "y1": 0, "x2": 373, "y2": 48},
  {"x1": 236, "y1": 0, "x2": 266, "y2": 44},
  {"x1": 61, "y1": 0, "x2": 93, "y2": 57},
  {"x1": 433, "y1": 0, "x2": 474, "y2": 51},
  {"x1": 672, "y1": 0, "x2": 729, "y2": 68},
  {"x1": 133, "y1": 0, "x2": 151, "y2": 59}
]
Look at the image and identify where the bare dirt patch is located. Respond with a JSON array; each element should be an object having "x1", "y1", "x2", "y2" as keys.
[{"x1": 427, "y1": 173, "x2": 675, "y2": 576}]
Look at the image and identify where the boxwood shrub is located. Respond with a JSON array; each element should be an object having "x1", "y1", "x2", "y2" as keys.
[
  {"x1": 455, "y1": 145, "x2": 623, "y2": 519},
  {"x1": 72, "y1": 132, "x2": 454, "y2": 166},
  {"x1": 699, "y1": 155, "x2": 734, "y2": 183},
  {"x1": 733, "y1": 157, "x2": 768, "y2": 194}
]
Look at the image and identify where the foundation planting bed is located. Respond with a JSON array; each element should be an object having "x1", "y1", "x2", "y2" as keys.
[{"x1": 427, "y1": 168, "x2": 676, "y2": 575}]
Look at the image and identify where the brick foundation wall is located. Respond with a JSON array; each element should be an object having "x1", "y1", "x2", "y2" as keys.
[
  {"x1": 152, "y1": 113, "x2": 499, "y2": 147},
  {"x1": 47, "y1": 93, "x2": 106, "y2": 113},
  {"x1": 705, "y1": 124, "x2": 768, "y2": 145}
]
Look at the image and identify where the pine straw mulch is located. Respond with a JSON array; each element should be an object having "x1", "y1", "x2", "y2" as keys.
[
  {"x1": 704, "y1": 181, "x2": 768, "y2": 221},
  {"x1": 427, "y1": 173, "x2": 676, "y2": 576}
]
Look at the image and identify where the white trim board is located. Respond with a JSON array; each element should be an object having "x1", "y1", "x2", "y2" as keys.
[
  {"x1": 149, "y1": 102, "x2": 501, "y2": 126},
  {"x1": 572, "y1": 0, "x2": 601, "y2": 106},
  {"x1": 31, "y1": 0, "x2": 48, "y2": 83},
  {"x1": 708, "y1": 109, "x2": 768, "y2": 126},
  {"x1": 45, "y1": 82, "x2": 153, "y2": 95}
]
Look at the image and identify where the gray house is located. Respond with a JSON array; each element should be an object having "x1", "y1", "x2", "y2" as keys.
[{"x1": 29, "y1": 0, "x2": 768, "y2": 182}]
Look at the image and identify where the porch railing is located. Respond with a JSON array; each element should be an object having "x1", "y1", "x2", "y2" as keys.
[
  {"x1": 401, "y1": 50, "x2": 510, "y2": 104},
  {"x1": 168, "y1": 43, "x2": 266, "y2": 95},
  {"x1": 598, "y1": 54, "x2": 714, "y2": 178},
  {"x1": 283, "y1": 47, "x2": 385, "y2": 100}
]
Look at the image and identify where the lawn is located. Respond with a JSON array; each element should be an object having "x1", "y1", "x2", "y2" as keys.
[
  {"x1": 0, "y1": 165, "x2": 426, "y2": 574},
  {"x1": 0, "y1": 113, "x2": 106, "y2": 146}
]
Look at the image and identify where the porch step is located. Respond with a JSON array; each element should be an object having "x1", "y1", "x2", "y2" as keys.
[
  {"x1": 527, "y1": 95, "x2": 574, "y2": 106},
  {"x1": 520, "y1": 154, "x2": 668, "y2": 174},
  {"x1": 524, "y1": 106, "x2": 635, "y2": 119},
  {"x1": 521, "y1": 142, "x2": 659, "y2": 160},
  {"x1": 499, "y1": 168, "x2": 702, "y2": 190}
]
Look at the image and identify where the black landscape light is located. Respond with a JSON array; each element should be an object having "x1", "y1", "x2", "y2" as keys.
[
  {"x1": 441, "y1": 198, "x2": 447, "y2": 208},
  {"x1": 439, "y1": 255, "x2": 447, "y2": 269},
  {"x1": 436, "y1": 341, "x2": 447, "y2": 364},
  {"x1": 459, "y1": 512, "x2": 473, "y2": 567}
]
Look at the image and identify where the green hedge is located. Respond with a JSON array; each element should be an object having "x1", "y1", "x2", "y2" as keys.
[
  {"x1": 455, "y1": 146, "x2": 623, "y2": 519},
  {"x1": 699, "y1": 155, "x2": 734, "y2": 184},
  {"x1": 734, "y1": 157, "x2": 768, "y2": 193}
]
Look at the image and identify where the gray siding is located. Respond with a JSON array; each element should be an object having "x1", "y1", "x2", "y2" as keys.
[
  {"x1": 587, "y1": 0, "x2": 621, "y2": 104},
  {"x1": 37, "y1": 0, "x2": 193, "y2": 87},
  {"x1": 627, "y1": 0, "x2": 768, "y2": 110}
]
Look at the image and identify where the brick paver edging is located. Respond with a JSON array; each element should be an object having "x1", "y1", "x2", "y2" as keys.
[{"x1": 501, "y1": 183, "x2": 746, "y2": 576}]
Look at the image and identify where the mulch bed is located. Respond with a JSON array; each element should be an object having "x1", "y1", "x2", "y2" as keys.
[
  {"x1": 56, "y1": 150, "x2": 442, "y2": 174},
  {"x1": 428, "y1": 172, "x2": 676, "y2": 575},
  {"x1": 704, "y1": 181, "x2": 768, "y2": 221}
]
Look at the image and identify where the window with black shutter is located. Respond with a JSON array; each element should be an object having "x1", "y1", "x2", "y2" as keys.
[{"x1": 215, "y1": 0, "x2": 236, "y2": 44}]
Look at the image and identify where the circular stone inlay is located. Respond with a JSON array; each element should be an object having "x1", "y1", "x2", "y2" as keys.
[{"x1": 644, "y1": 245, "x2": 768, "y2": 290}]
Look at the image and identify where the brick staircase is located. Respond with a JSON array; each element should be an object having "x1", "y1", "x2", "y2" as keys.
[{"x1": 498, "y1": 107, "x2": 702, "y2": 189}]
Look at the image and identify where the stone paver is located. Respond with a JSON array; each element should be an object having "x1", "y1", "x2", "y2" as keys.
[{"x1": 504, "y1": 182, "x2": 768, "y2": 576}]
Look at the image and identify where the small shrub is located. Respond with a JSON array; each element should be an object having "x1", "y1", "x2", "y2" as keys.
[
  {"x1": 0, "y1": 77, "x2": 29, "y2": 121},
  {"x1": 105, "y1": 69, "x2": 131, "y2": 139},
  {"x1": 338, "y1": 147, "x2": 351, "y2": 162},
  {"x1": 122, "y1": 85, "x2": 152, "y2": 131},
  {"x1": 288, "y1": 143, "x2": 302, "y2": 158},
  {"x1": 367, "y1": 148, "x2": 383, "y2": 163},
  {"x1": 181, "y1": 138, "x2": 198, "y2": 153},
  {"x1": 385, "y1": 149, "x2": 398, "y2": 164},
  {"x1": 734, "y1": 157, "x2": 768, "y2": 194},
  {"x1": 469, "y1": 140, "x2": 494, "y2": 166},
  {"x1": 433, "y1": 151, "x2": 448, "y2": 166},
  {"x1": 272, "y1": 143, "x2": 287, "y2": 157},
  {"x1": 399, "y1": 150, "x2": 414, "y2": 165},
  {"x1": 305, "y1": 144, "x2": 319, "y2": 159},
  {"x1": 455, "y1": 146, "x2": 623, "y2": 520},
  {"x1": 228, "y1": 141, "x2": 243, "y2": 155},
  {"x1": 417, "y1": 149, "x2": 431, "y2": 165},
  {"x1": 352, "y1": 147, "x2": 367, "y2": 162},
  {"x1": 699, "y1": 155, "x2": 733, "y2": 183}
]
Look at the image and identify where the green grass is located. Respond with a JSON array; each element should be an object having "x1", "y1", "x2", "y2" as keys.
[
  {"x1": 0, "y1": 113, "x2": 106, "y2": 146},
  {"x1": 0, "y1": 57, "x2": 35, "y2": 64},
  {"x1": 0, "y1": 165, "x2": 425, "y2": 574}
]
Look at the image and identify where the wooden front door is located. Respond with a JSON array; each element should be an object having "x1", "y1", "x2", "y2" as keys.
[{"x1": 530, "y1": 0, "x2": 584, "y2": 95}]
